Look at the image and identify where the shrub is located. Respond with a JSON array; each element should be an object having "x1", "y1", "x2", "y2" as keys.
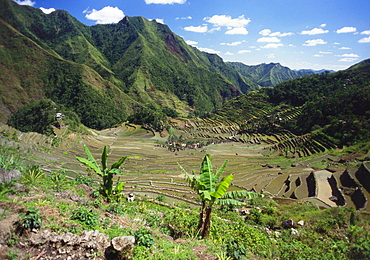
[
  {"x1": 134, "y1": 228, "x2": 154, "y2": 247},
  {"x1": 16, "y1": 207, "x2": 42, "y2": 233},
  {"x1": 21, "y1": 165, "x2": 45, "y2": 186},
  {"x1": 71, "y1": 208, "x2": 98, "y2": 228}
]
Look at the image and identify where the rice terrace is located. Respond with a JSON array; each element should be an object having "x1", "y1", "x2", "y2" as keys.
[{"x1": 1, "y1": 0, "x2": 370, "y2": 258}]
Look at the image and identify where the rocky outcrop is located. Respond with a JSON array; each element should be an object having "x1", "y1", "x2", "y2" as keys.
[
  {"x1": 0, "y1": 169, "x2": 21, "y2": 184},
  {"x1": 28, "y1": 229, "x2": 135, "y2": 259}
]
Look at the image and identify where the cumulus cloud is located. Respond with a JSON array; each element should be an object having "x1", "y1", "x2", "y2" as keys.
[
  {"x1": 259, "y1": 29, "x2": 293, "y2": 37},
  {"x1": 270, "y1": 31, "x2": 294, "y2": 37},
  {"x1": 336, "y1": 27, "x2": 357, "y2": 33},
  {"x1": 339, "y1": 47, "x2": 351, "y2": 49},
  {"x1": 205, "y1": 15, "x2": 251, "y2": 28},
  {"x1": 301, "y1": 28, "x2": 329, "y2": 35},
  {"x1": 145, "y1": 0, "x2": 186, "y2": 4},
  {"x1": 154, "y1": 18, "x2": 164, "y2": 24},
  {"x1": 339, "y1": 58, "x2": 358, "y2": 62},
  {"x1": 320, "y1": 24, "x2": 327, "y2": 27},
  {"x1": 336, "y1": 53, "x2": 359, "y2": 58},
  {"x1": 224, "y1": 52, "x2": 234, "y2": 55},
  {"x1": 260, "y1": 43, "x2": 283, "y2": 48},
  {"x1": 183, "y1": 25, "x2": 208, "y2": 33},
  {"x1": 225, "y1": 27, "x2": 248, "y2": 35},
  {"x1": 220, "y1": 41, "x2": 242, "y2": 46},
  {"x1": 319, "y1": 51, "x2": 332, "y2": 54},
  {"x1": 314, "y1": 54, "x2": 323, "y2": 57},
  {"x1": 303, "y1": 39, "x2": 327, "y2": 46},
  {"x1": 361, "y1": 30, "x2": 370, "y2": 35},
  {"x1": 197, "y1": 47, "x2": 220, "y2": 54},
  {"x1": 12, "y1": 0, "x2": 35, "y2": 6},
  {"x1": 176, "y1": 16, "x2": 192, "y2": 20},
  {"x1": 40, "y1": 7, "x2": 55, "y2": 14},
  {"x1": 359, "y1": 36, "x2": 370, "y2": 43},
  {"x1": 257, "y1": 37, "x2": 281, "y2": 43},
  {"x1": 238, "y1": 50, "x2": 251, "y2": 53},
  {"x1": 85, "y1": 6, "x2": 124, "y2": 24},
  {"x1": 185, "y1": 40, "x2": 198, "y2": 45},
  {"x1": 259, "y1": 29, "x2": 271, "y2": 36}
]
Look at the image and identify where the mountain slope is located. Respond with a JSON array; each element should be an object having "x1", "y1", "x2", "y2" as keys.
[
  {"x1": 0, "y1": 0, "x2": 255, "y2": 128},
  {"x1": 226, "y1": 62, "x2": 314, "y2": 87}
]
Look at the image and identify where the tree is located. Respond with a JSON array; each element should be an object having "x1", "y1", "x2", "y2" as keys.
[
  {"x1": 76, "y1": 145, "x2": 127, "y2": 201},
  {"x1": 180, "y1": 154, "x2": 262, "y2": 238}
]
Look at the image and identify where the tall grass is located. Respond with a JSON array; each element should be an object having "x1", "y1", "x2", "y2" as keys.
[{"x1": 0, "y1": 147, "x2": 25, "y2": 172}]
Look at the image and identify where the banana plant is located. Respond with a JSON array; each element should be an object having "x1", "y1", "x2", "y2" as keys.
[
  {"x1": 180, "y1": 154, "x2": 262, "y2": 238},
  {"x1": 76, "y1": 145, "x2": 127, "y2": 201}
]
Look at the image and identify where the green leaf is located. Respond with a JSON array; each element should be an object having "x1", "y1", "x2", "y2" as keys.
[
  {"x1": 76, "y1": 156, "x2": 102, "y2": 176},
  {"x1": 111, "y1": 156, "x2": 127, "y2": 169},
  {"x1": 200, "y1": 154, "x2": 215, "y2": 192},
  {"x1": 210, "y1": 174, "x2": 233, "y2": 199},
  {"x1": 200, "y1": 190, "x2": 212, "y2": 201},
  {"x1": 215, "y1": 198, "x2": 244, "y2": 206},
  {"x1": 101, "y1": 146, "x2": 108, "y2": 171},
  {"x1": 214, "y1": 160, "x2": 228, "y2": 184},
  {"x1": 222, "y1": 190, "x2": 263, "y2": 200}
]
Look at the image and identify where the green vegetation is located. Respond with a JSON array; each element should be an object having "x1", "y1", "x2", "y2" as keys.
[
  {"x1": 0, "y1": 140, "x2": 370, "y2": 259},
  {"x1": 182, "y1": 154, "x2": 262, "y2": 238},
  {"x1": 76, "y1": 145, "x2": 127, "y2": 201}
]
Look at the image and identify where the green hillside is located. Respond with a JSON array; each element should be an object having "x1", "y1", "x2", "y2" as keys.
[
  {"x1": 227, "y1": 61, "x2": 315, "y2": 87},
  {"x1": 0, "y1": 0, "x2": 260, "y2": 131}
]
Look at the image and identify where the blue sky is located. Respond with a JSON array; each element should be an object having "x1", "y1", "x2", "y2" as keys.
[{"x1": 13, "y1": 0, "x2": 370, "y2": 71}]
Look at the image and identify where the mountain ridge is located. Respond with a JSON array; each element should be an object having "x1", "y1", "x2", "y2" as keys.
[{"x1": 226, "y1": 61, "x2": 317, "y2": 87}]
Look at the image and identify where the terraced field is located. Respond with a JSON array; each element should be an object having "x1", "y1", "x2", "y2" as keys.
[{"x1": 1, "y1": 122, "x2": 369, "y2": 212}]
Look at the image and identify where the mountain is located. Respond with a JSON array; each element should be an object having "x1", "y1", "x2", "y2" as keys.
[
  {"x1": 226, "y1": 62, "x2": 315, "y2": 87},
  {"x1": 208, "y1": 59, "x2": 370, "y2": 154},
  {"x1": 0, "y1": 0, "x2": 257, "y2": 130}
]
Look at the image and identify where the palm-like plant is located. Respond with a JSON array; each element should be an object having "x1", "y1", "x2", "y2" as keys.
[
  {"x1": 76, "y1": 145, "x2": 127, "y2": 201},
  {"x1": 180, "y1": 154, "x2": 262, "y2": 238}
]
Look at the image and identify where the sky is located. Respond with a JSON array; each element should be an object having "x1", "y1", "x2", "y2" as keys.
[{"x1": 13, "y1": 0, "x2": 370, "y2": 71}]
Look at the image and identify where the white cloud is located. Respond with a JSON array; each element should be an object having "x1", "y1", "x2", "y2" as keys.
[
  {"x1": 154, "y1": 18, "x2": 164, "y2": 24},
  {"x1": 359, "y1": 36, "x2": 370, "y2": 43},
  {"x1": 314, "y1": 54, "x2": 323, "y2": 57},
  {"x1": 319, "y1": 51, "x2": 332, "y2": 54},
  {"x1": 238, "y1": 50, "x2": 251, "y2": 53},
  {"x1": 270, "y1": 31, "x2": 294, "y2": 37},
  {"x1": 337, "y1": 53, "x2": 359, "y2": 58},
  {"x1": 267, "y1": 54, "x2": 275, "y2": 58},
  {"x1": 225, "y1": 27, "x2": 248, "y2": 35},
  {"x1": 185, "y1": 40, "x2": 198, "y2": 45},
  {"x1": 85, "y1": 6, "x2": 124, "y2": 24},
  {"x1": 183, "y1": 25, "x2": 208, "y2": 33},
  {"x1": 257, "y1": 37, "x2": 281, "y2": 43},
  {"x1": 205, "y1": 15, "x2": 251, "y2": 28},
  {"x1": 261, "y1": 43, "x2": 283, "y2": 48},
  {"x1": 301, "y1": 28, "x2": 329, "y2": 35},
  {"x1": 361, "y1": 30, "x2": 370, "y2": 35},
  {"x1": 176, "y1": 16, "x2": 192, "y2": 20},
  {"x1": 225, "y1": 52, "x2": 234, "y2": 55},
  {"x1": 40, "y1": 7, "x2": 55, "y2": 14},
  {"x1": 339, "y1": 47, "x2": 351, "y2": 49},
  {"x1": 259, "y1": 29, "x2": 293, "y2": 37},
  {"x1": 339, "y1": 58, "x2": 358, "y2": 62},
  {"x1": 259, "y1": 29, "x2": 271, "y2": 36},
  {"x1": 145, "y1": 0, "x2": 186, "y2": 4},
  {"x1": 12, "y1": 0, "x2": 35, "y2": 6},
  {"x1": 336, "y1": 27, "x2": 357, "y2": 33},
  {"x1": 208, "y1": 27, "x2": 221, "y2": 33},
  {"x1": 197, "y1": 47, "x2": 220, "y2": 54},
  {"x1": 320, "y1": 24, "x2": 327, "y2": 27},
  {"x1": 220, "y1": 41, "x2": 242, "y2": 46},
  {"x1": 303, "y1": 39, "x2": 327, "y2": 46}
]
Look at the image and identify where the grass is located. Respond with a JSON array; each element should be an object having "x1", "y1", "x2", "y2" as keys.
[{"x1": 0, "y1": 124, "x2": 370, "y2": 259}]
